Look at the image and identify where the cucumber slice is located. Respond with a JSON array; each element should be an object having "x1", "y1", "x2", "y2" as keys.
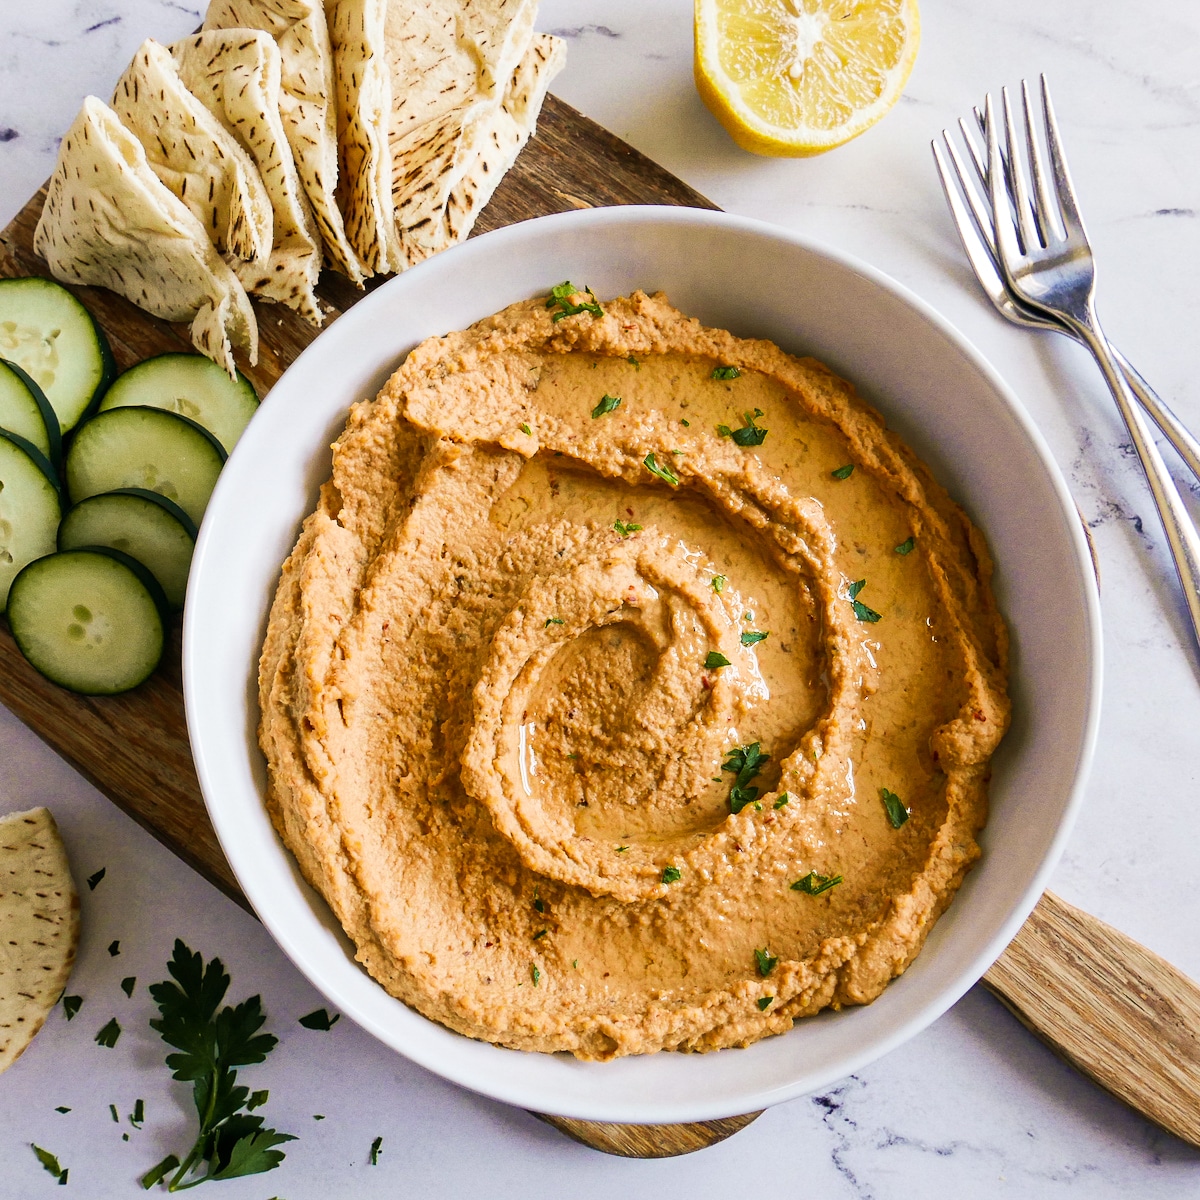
[
  {"x1": 98, "y1": 353, "x2": 258, "y2": 454},
  {"x1": 0, "y1": 429, "x2": 63, "y2": 612},
  {"x1": 0, "y1": 277, "x2": 115, "y2": 434},
  {"x1": 0, "y1": 358, "x2": 62, "y2": 465},
  {"x1": 7, "y1": 548, "x2": 166, "y2": 694},
  {"x1": 65, "y1": 406, "x2": 226, "y2": 527},
  {"x1": 58, "y1": 489, "x2": 197, "y2": 611}
]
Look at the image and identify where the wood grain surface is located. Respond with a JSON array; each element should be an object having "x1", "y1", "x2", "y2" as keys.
[{"x1": 4, "y1": 92, "x2": 1200, "y2": 1158}]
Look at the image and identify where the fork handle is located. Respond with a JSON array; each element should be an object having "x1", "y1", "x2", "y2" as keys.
[
  {"x1": 1113, "y1": 347, "x2": 1200, "y2": 485},
  {"x1": 1070, "y1": 307, "x2": 1200, "y2": 647}
]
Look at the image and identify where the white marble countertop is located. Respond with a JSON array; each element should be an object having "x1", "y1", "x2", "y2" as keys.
[{"x1": 3, "y1": 1, "x2": 1200, "y2": 1195}]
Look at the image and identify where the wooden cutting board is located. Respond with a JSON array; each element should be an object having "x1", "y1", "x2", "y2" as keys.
[{"x1": 7, "y1": 93, "x2": 1200, "y2": 1160}]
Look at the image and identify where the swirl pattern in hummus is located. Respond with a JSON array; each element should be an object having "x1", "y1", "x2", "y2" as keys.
[{"x1": 259, "y1": 290, "x2": 1009, "y2": 1059}]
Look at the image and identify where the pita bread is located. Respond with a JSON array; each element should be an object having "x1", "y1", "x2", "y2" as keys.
[
  {"x1": 202, "y1": 0, "x2": 367, "y2": 285},
  {"x1": 397, "y1": 33, "x2": 564, "y2": 268},
  {"x1": 35, "y1": 96, "x2": 259, "y2": 375},
  {"x1": 325, "y1": 0, "x2": 402, "y2": 273},
  {"x1": 386, "y1": 0, "x2": 537, "y2": 249},
  {"x1": 172, "y1": 30, "x2": 324, "y2": 324},
  {"x1": 0, "y1": 808, "x2": 79, "y2": 1075}
]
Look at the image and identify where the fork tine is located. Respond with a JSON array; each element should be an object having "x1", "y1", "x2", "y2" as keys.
[
  {"x1": 932, "y1": 138, "x2": 1009, "y2": 300},
  {"x1": 986, "y1": 93, "x2": 1023, "y2": 279},
  {"x1": 958, "y1": 116, "x2": 988, "y2": 190},
  {"x1": 939, "y1": 132, "x2": 997, "y2": 259},
  {"x1": 1040, "y1": 74, "x2": 1087, "y2": 238},
  {"x1": 1002, "y1": 85, "x2": 1041, "y2": 252},
  {"x1": 1021, "y1": 78, "x2": 1060, "y2": 243}
]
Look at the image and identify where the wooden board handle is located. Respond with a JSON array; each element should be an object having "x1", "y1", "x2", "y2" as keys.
[{"x1": 984, "y1": 890, "x2": 1200, "y2": 1146}]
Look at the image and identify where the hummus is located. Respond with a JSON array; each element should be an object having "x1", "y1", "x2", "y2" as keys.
[{"x1": 258, "y1": 289, "x2": 1009, "y2": 1059}]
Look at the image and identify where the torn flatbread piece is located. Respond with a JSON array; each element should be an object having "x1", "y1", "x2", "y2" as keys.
[
  {"x1": 386, "y1": 0, "x2": 537, "y2": 251},
  {"x1": 397, "y1": 33, "x2": 564, "y2": 268},
  {"x1": 325, "y1": 0, "x2": 401, "y2": 273},
  {"x1": 0, "y1": 808, "x2": 79, "y2": 1075},
  {"x1": 111, "y1": 38, "x2": 274, "y2": 266},
  {"x1": 35, "y1": 96, "x2": 259, "y2": 375},
  {"x1": 172, "y1": 29, "x2": 324, "y2": 324},
  {"x1": 203, "y1": 0, "x2": 367, "y2": 285}
]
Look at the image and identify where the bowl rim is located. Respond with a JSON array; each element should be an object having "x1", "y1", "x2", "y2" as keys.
[{"x1": 183, "y1": 204, "x2": 1103, "y2": 1123}]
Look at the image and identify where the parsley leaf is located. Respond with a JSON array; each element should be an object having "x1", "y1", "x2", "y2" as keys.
[
  {"x1": 518, "y1": 422, "x2": 532, "y2": 436},
  {"x1": 531, "y1": 965, "x2": 541, "y2": 986},
  {"x1": 61, "y1": 995, "x2": 81, "y2": 1021},
  {"x1": 740, "y1": 630, "x2": 768, "y2": 646},
  {"x1": 95, "y1": 1018, "x2": 121, "y2": 1048},
  {"x1": 533, "y1": 929, "x2": 548, "y2": 940},
  {"x1": 754, "y1": 948, "x2": 778, "y2": 976},
  {"x1": 718, "y1": 409, "x2": 768, "y2": 446},
  {"x1": 613, "y1": 519, "x2": 643, "y2": 537},
  {"x1": 110, "y1": 1104, "x2": 120, "y2": 1123},
  {"x1": 55, "y1": 1107, "x2": 70, "y2": 1114},
  {"x1": 722, "y1": 742, "x2": 771, "y2": 814},
  {"x1": 881, "y1": 788, "x2": 910, "y2": 829},
  {"x1": 145, "y1": 940, "x2": 294, "y2": 1190},
  {"x1": 533, "y1": 890, "x2": 545, "y2": 914},
  {"x1": 848, "y1": 579, "x2": 882, "y2": 622},
  {"x1": 546, "y1": 281, "x2": 603, "y2": 322},
  {"x1": 544, "y1": 617, "x2": 565, "y2": 628},
  {"x1": 247, "y1": 1091, "x2": 269, "y2": 1112},
  {"x1": 299, "y1": 1008, "x2": 339, "y2": 1031},
  {"x1": 791, "y1": 871, "x2": 843, "y2": 896},
  {"x1": 370, "y1": 1136, "x2": 383, "y2": 1166},
  {"x1": 122, "y1": 976, "x2": 137, "y2": 998},
  {"x1": 108, "y1": 940, "x2": 121, "y2": 957},
  {"x1": 704, "y1": 651, "x2": 731, "y2": 670},
  {"x1": 627, "y1": 356, "x2": 641, "y2": 369},
  {"x1": 643, "y1": 452, "x2": 680, "y2": 486},
  {"x1": 592, "y1": 393, "x2": 622, "y2": 418},
  {"x1": 711, "y1": 365, "x2": 741, "y2": 380},
  {"x1": 757, "y1": 997, "x2": 774, "y2": 1011},
  {"x1": 31, "y1": 1144, "x2": 67, "y2": 1184},
  {"x1": 661, "y1": 866, "x2": 682, "y2": 884},
  {"x1": 711, "y1": 574, "x2": 726, "y2": 593},
  {"x1": 895, "y1": 536, "x2": 915, "y2": 555},
  {"x1": 132, "y1": 1099, "x2": 145, "y2": 1128},
  {"x1": 87, "y1": 867, "x2": 106, "y2": 890},
  {"x1": 831, "y1": 464, "x2": 854, "y2": 480},
  {"x1": 773, "y1": 793, "x2": 790, "y2": 810}
]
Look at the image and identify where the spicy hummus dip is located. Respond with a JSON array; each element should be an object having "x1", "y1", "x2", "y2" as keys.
[{"x1": 258, "y1": 288, "x2": 1009, "y2": 1060}]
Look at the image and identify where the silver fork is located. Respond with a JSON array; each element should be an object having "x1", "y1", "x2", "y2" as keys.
[
  {"x1": 982, "y1": 77, "x2": 1200, "y2": 648},
  {"x1": 932, "y1": 110, "x2": 1200, "y2": 484}
]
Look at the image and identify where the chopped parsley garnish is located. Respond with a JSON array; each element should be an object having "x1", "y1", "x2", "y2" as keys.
[
  {"x1": 86, "y1": 867, "x2": 106, "y2": 890},
  {"x1": 142, "y1": 939, "x2": 294, "y2": 1191},
  {"x1": 831, "y1": 464, "x2": 854, "y2": 480},
  {"x1": 711, "y1": 574, "x2": 726, "y2": 593},
  {"x1": 643, "y1": 452, "x2": 680, "y2": 486},
  {"x1": 95, "y1": 1018, "x2": 121, "y2": 1048},
  {"x1": 723, "y1": 742, "x2": 770, "y2": 814},
  {"x1": 55, "y1": 1107, "x2": 70, "y2": 1114},
  {"x1": 740, "y1": 630, "x2": 768, "y2": 646},
  {"x1": 108, "y1": 940, "x2": 120, "y2": 957},
  {"x1": 613, "y1": 519, "x2": 643, "y2": 537},
  {"x1": 757, "y1": 997, "x2": 774, "y2": 1011},
  {"x1": 704, "y1": 651, "x2": 731, "y2": 670},
  {"x1": 616, "y1": 845, "x2": 628, "y2": 854},
  {"x1": 313, "y1": 1115, "x2": 325, "y2": 1121},
  {"x1": 519, "y1": 422, "x2": 532, "y2": 436},
  {"x1": 61, "y1": 995, "x2": 81, "y2": 1021},
  {"x1": 627, "y1": 356, "x2": 641, "y2": 369},
  {"x1": 110, "y1": 1104, "x2": 120, "y2": 1122},
  {"x1": 681, "y1": 418, "x2": 691, "y2": 427},
  {"x1": 661, "y1": 866, "x2": 682, "y2": 884},
  {"x1": 895, "y1": 536, "x2": 916, "y2": 555},
  {"x1": 533, "y1": 929, "x2": 548, "y2": 940},
  {"x1": 848, "y1": 579, "x2": 882, "y2": 623},
  {"x1": 121, "y1": 976, "x2": 136, "y2": 998},
  {"x1": 792, "y1": 871, "x2": 843, "y2": 896},
  {"x1": 711, "y1": 365, "x2": 741, "y2": 380},
  {"x1": 546, "y1": 281, "x2": 603, "y2": 323},
  {"x1": 370, "y1": 1136, "x2": 383, "y2": 1166},
  {"x1": 881, "y1": 787, "x2": 910, "y2": 829},
  {"x1": 131, "y1": 1099, "x2": 145, "y2": 1128},
  {"x1": 773, "y1": 793, "x2": 790, "y2": 810},
  {"x1": 299, "y1": 1008, "x2": 340, "y2": 1031},
  {"x1": 533, "y1": 889, "x2": 545, "y2": 914},
  {"x1": 544, "y1": 617, "x2": 564, "y2": 628},
  {"x1": 754, "y1": 948, "x2": 779, "y2": 976},
  {"x1": 717, "y1": 408, "x2": 768, "y2": 446},
  {"x1": 531, "y1": 965, "x2": 541, "y2": 986},
  {"x1": 247, "y1": 1091, "x2": 269, "y2": 1112},
  {"x1": 592, "y1": 393, "x2": 622, "y2": 418},
  {"x1": 31, "y1": 1145, "x2": 67, "y2": 1185}
]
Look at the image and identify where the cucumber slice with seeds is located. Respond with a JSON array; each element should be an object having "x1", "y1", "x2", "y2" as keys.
[
  {"x1": 7, "y1": 547, "x2": 166, "y2": 694},
  {"x1": 58, "y1": 489, "x2": 197, "y2": 611},
  {"x1": 0, "y1": 429, "x2": 63, "y2": 612},
  {"x1": 0, "y1": 277, "x2": 115, "y2": 434},
  {"x1": 98, "y1": 353, "x2": 258, "y2": 454},
  {"x1": 0, "y1": 358, "x2": 62, "y2": 465},
  {"x1": 65, "y1": 406, "x2": 226, "y2": 526}
]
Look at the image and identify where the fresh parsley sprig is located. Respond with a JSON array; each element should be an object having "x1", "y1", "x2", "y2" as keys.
[
  {"x1": 791, "y1": 871, "x2": 843, "y2": 896},
  {"x1": 546, "y1": 281, "x2": 603, "y2": 323},
  {"x1": 848, "y1": 579, "x2": 882, "y2": 623},
  {"x1": 141, "y1": 940, "x2": 294, "y2": 1192},
  {"x1": 723, "y1": 742, "x2": 770, "y2": 814},
  {"x1": 592, "y1": 393, "x2": 622, "y2": 418},
  {"x1": 643, "y1": 452, "x2": 680, "y2": 486},
  {"x1": 717, "y1": 408, "x2": 768, "y2": 446}
]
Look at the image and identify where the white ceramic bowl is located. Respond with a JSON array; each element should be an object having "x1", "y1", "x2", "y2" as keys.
[{"x1": 183, "y1": 206, "x2": 1102, "y2": 1124}]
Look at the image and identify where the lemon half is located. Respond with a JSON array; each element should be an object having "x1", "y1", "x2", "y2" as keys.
[{"x1": 695, "y1": 0, "x2": 921, "y2": 157}]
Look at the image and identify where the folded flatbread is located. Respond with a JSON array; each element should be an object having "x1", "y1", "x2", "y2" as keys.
[
  {"x1": 111, "y1": 39, "x2": 274, "y2": 266},
  {"x1": 172, "y1": 29, "x2": 324, "y2": 324},
  {"x1": 35, "y1": 96, "x2": 258, "y2": 375},
  {"x1": 202, "y1": 0, "x2": 367, "y2": 284},
  {"x1": 396, "y1": 32, "x2": 564, "y2": 268}
]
